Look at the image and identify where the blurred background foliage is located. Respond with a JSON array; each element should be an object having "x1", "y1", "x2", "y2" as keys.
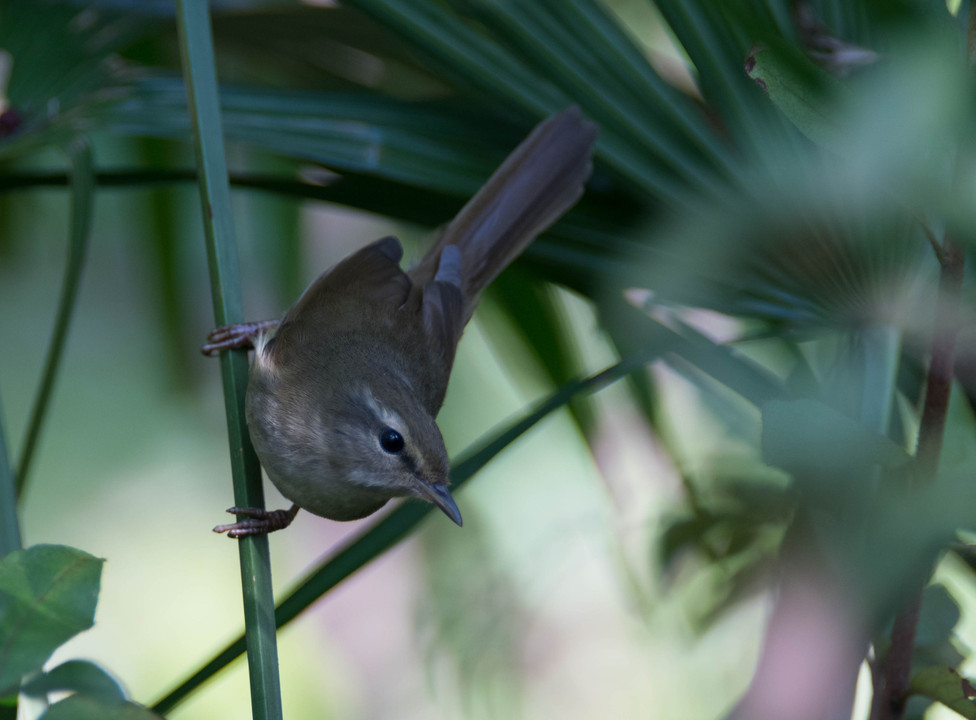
[{"x1": 4, "y1": 0, "x2": 976, "y2": 718}]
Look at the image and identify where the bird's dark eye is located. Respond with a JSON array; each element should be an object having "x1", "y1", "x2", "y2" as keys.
[{"x1": 379, "y1": 428, "x2": 405, "y2": 454}]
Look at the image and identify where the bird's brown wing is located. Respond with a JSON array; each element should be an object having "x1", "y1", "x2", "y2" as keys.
[{"x1": 269, "y1": 236, "x2": 412, "y2": 361}]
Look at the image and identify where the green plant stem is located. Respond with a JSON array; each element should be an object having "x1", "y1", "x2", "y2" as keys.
[
  {"x1": 872, "y1": 239, "x2": 964, "y2": 720},
  {"x1": 0, "y1": 389, "x2": 20, "y2": 559},
  {"x1": 859, "y1": 325, "x2": 900, "y2": 436},
  {"x1": 15, "y1": 138, "x2": 93, "y2": 498},
  {"x1": 174, "y1": 2, "x2": 282, "y2": 719},
  {"x1": 150, "y1": 352, "x2": 652, "y2": 715},
  {"x1": 850, "y1": 323, "x2": 901, "y2": 717}
]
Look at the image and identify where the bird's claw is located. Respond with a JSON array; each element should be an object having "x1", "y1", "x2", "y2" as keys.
[
  {"x1": 213, "y1": 504, "x2": 299, "y2": 538},
  {"x1": 201, "y1": 320, "x2": 278, "y2": 356}
]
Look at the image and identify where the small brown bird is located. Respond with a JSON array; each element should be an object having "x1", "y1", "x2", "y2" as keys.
[{"x1": 204, "y1": 107, "x2": 598, "y2": 537}]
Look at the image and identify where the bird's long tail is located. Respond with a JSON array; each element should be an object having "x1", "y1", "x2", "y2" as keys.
[{"x1": 410, "y1": 107, "x2": 598, "y2": 313}]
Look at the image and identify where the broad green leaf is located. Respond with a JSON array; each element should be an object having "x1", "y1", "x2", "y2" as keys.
[
  {"x1": 22, "y1": 661, "x2": 125, "y2": 704},
  {"x1": 634, "y1": 162, "x2": 933, "y2": 334},
  {"x1": 856, "y1": 470, "x2": 976, "y2": 615},
  {"x1": 909, "y1": 665, "x2": 976, "y2": 719},
  {"x1": 601, "y1": 299, "x2": 784, "y2": 409},
  {"x1": 912, "y1": 585, "x2": 964, "y2": 670},
  {"x1": 935, "y1": 381, "x2": 976, "y2": 482},
  {"x1": 761, "y1": 396, "x2": 912, "y2": 559},
  {"x1": 41, "y1": 696, "x2": 161, "y2": 720},
  {"x1": 0, "y1": 545, "x2": 103, "y2": 696},
  {"x1": 744, "y1": 43, "x2": 845, "y2": 149},
  {"x1": 761, "y1": 398, "x2": 910, "y2": 485}
]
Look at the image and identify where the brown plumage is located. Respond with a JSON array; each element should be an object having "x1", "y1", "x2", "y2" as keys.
[{"x1": 208, "y1": 107, "x2": 598, "y2": 536}]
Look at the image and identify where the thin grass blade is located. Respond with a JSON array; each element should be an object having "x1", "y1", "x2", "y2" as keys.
[
  {"x1": 653, "y1": 0, "x2": 790, "y2": 157},
  {"x1": 0, "y1": 390, "x2": 20, "y2": 559},
  {"x1": 541, "y1": 0, "x2": 735, "y2": 172},
  {"x1": 457, "y1": 0, "x2": 724, "y2": 202},
  {"x1": 174, "y1": 2, "x2": 282, "y2": 718},
  {"x1": 341, "y1": 0, "x2": 564, "y2": 114},
  {"x1": 15, "y1": 136, "x2": 93, "y2": 498},
  {"x1": 100, "y1": 78, "x2": 527, "y2": 196}
]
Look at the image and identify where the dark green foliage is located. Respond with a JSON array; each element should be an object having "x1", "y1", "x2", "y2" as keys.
[
  {"x1": 3, "y1": 0, "x2": 976, "y2": 718},
  {"x1": 0, "y1": 546, "x2": 101, "y2": 697},
  {"x1": 40, "y1": 696, "x2": 161, "y2": 720}
]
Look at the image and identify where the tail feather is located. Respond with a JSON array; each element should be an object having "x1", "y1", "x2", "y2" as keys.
[{"x1": 410, "y1": 107, "x2": 598, "y2": 314}]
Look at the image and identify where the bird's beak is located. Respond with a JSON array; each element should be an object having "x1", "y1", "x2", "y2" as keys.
[{"x1": 422, "y1": 482, "x2": 463, "y2": 526}]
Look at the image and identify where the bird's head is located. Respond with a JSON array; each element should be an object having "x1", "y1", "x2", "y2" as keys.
[{"x1": 326, "y1": 382, "x2": 462, "y2": 526}]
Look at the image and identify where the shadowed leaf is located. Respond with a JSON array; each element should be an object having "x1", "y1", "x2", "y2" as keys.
[
  {"x1": 23, "y1": 660, "x2": 125, "y2": 704},
  {"x1": 0, "y1": 545, "x2": 102, "y2": 697},
  {"x1": 910, "y1": 666, "x2": 976, "y2": 719}
]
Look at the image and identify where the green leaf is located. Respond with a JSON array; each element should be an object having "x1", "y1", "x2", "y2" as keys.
[
  {"x1": 333, "y1": 0, "x2": 725, "y2": 204},
  {"x1": 208, "y1": 5, "x2": 446, "y2": 97},
  {"x1": 654, "y1": 0, "x2": 791, "y2": 156},
  {"x1": 761, "y1": 398, "x2": 910, "y2": 489},
  {"x1": 0, "y1": 545, "x2": 103, "y2": 697},
  {"x1": 41, "y1": 696, "x2": 161, "y2": 720},
  {"x1": 538, "y1": 0, "x2": 733, "y2": 172},
  {"x1": 448, "y1": 0, "x2": 718, "y2": 205},
  {"x1": 340, "y1": 0, "x2": 564, "y2": 116},
  {"x1": 0, "y1": 390, "x2": 19, "y2": 559},
  {"x1": 909, "y1": 666, "x2": 976, "y2": 719},
  {"x1": 22, "y1": 661, "x2": 125, "y2": 704},
  {"x1": 100, "y1": 78, "x2": 526, "y2": 196},
  {"x1": 744, "y1": 43, "x2": 846, "y2": 149},
  {"x1": 16, "y1": 137, "x2": 94, "y2": 498},
  {"x1": 912, "y1": 585, "x2": 964, "y2": 669},
  {"x1": 915, "y1": 586, "x2": 960, "y2": 647},
  {"x1": 0, "y1": 0, "x2": 145, "y2": 160},
  {"x1": 601, "y1": 299, "x2": 784, "y2": 408}
]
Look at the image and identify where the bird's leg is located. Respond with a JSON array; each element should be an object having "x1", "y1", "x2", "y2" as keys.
[
  {"x1": 201, "y1": 319, "x2": 279, "y2": 356},
  {"x1": 213, "y1": 503, "x2": 300, "y2": 538}
]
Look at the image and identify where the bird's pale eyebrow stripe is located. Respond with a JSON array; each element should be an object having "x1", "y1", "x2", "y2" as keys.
[{"x1": 359, "y1": 387, "x2": 407, "y2": 432}]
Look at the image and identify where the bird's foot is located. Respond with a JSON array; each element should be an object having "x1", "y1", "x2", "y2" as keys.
[
  {"x1": 201, "y1": 320, "x2": 278, "y2": 356},
  {"x1": 213, "y1": 504, "x2": 299, "y2": 538}
]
